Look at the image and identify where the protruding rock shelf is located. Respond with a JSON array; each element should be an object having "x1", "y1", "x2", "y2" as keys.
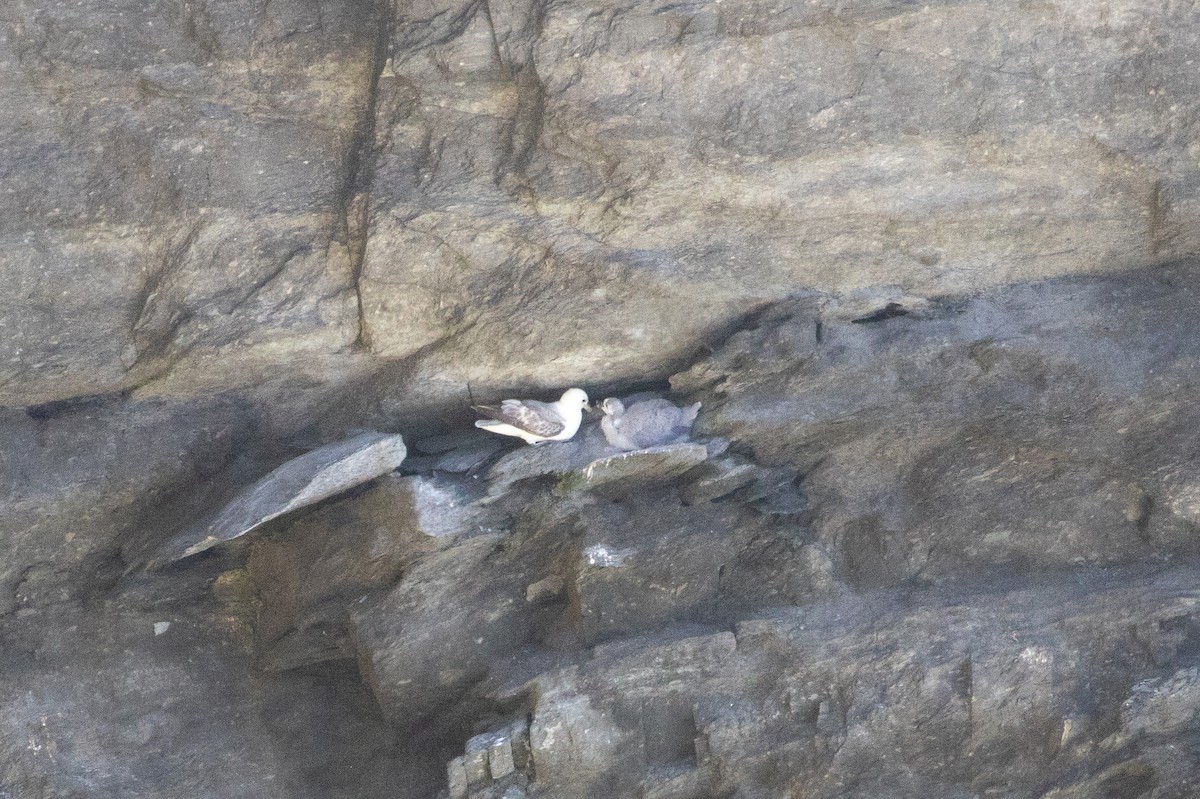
[
  {"x1": 145, "y1": 433, "x2": 407, "y2": 567},
  {"x1": 553, "y1": 443, "x2": 710, "y2": 495}
]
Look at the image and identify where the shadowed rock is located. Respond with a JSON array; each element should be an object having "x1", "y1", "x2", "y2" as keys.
[
  {"x1": 248, "y1": 473, "x2": 503, "y2": 673},
  {"x1": 679, "y1": 456, "x2": 759, "y2": 504},
  {"x1": 481, "y1": 427, "x2": 610, "y2": 499},
  {"x1": 408, "y1": 430, "x2": 507, "y2": 474},
  {"x1": 145, "y1": 433, "x2": 407, "y2": 567}
]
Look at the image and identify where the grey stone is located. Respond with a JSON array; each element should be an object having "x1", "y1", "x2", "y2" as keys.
[
  {"x1": 525, "y1": 575, "x2": 566, "y2": 604},
  {"x1": 447, "y1": 756, "x2": 469, "y2": 799},
  {"x1": 642, "y1": 765, "x2": 708, "y2": 799},
  {"x1": 741, "y1": 467, "x2": 807, "y2": 515},
  {"x1": 703, "y1": 438, "x2": 732, "y2": 459},
  {"x1": 248, "y1": 473, "x2": 491, "y2": 670},
  {"x1": 679, "y1": 457, "x2": 759, "y2": 505},
  {"x1": 0, "y1": 0, "x2": 376, "y2": 408},
  {"x1": 394, "y1": 474, "x2": 495, "y2": 538},
  {"x1": 485, "y1": 732, "x2": 516, "y2": 780},
  {"x1": 432, "y1": 439, "x2": 507, "y2": 474},
  {"x1": 412, "y1": 431, "x2": 507, "y2": 473},
  {"x1": 350, "y1": 523, "x2": 571, "y2": 730},
  {"x1": 482, "y1": 426, "x2": 609, "y2": 498},
  {"x1": 675, "y1": 265, "x2": 1200, "y2": 583},
  {"x1": 341, "y1": 0, "x2": 1200, "y2": 421},
  {"x1": 462, "y1": 744, "x2": 489, "y2": 789},
  {"x1": 6, "y1": 0, "x2": 1200, "y2": 418},
  {"x1": 1121, "y1": 667, "x2": 1200, "y2": 737},
  {"x1": 572, "y1": 500, "x2": 746, "y2": 644},
  {"x1": 505, "y1": 717, "x2": 532, "y2": 774},
  {"x1": 516, "y1": 564, "x2": 1200, "y2": 799},
  {"x1": 257, "y1": 624, "x2": 355, "y2": 673},
  {"x1": 415, "y1": 431, "x2": 490, "y2": 455},
  {"x1": 0, "y1": 574, "x2": 419, "y2": 799},
  {"x1": 10, "y1": 0, "x2": 1200, "y2": 796},
  {"x1": 145, "y1": 433, "x2": 407, "y2": 566},
  {"x1": 446, "y1": 731, "x2": 533, "y2": 798},
  {"x1": 553, "y1": 444, "x2": 709, "y2": 496}
]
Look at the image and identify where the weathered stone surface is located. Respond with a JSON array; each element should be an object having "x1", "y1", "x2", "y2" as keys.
[
  {"x1": 0, "y1": 561, "x2": 424, "y2": 799},
  {"x1": 451, "y1": 717, "x2": 532, "y2": 791},
  {"x1": 409, "y1": 430, "x2": 509, "y2": 475},
  {"x1": 447, "y1": 756, "x2": 469, "y2": 799},
  {"x1": 1121, "y1": 667, "x2": 1200, "y2": 738},
  {"x1": 351, "y1": 530, "x2": 552, "y2": 730},
  {"x1": 676, "y1": 264, "x2": 1200, "y2": 584},
  {"x1": 146, "y1": 432, "x2": 407, "y2": 566},
  {"x1": 525, "y1": 574, "x2": 566, "y2": 603},
  {"x1": 9, "y1": 0, "x2": 1200, "y2": 796},
  {"x1": 572, "y1": 500, "x2": 737, "y2": 643},
  {"x1": 481, "y1": 424, "x2": 610, "y2": 497},
  {"x1": 512, "y1": 564, "x2": 1200, "y2": 799},
  {"x1": 678, "y1": 456, "x2": 759, "y2": 505},
  {"x1": 18, "y1": 267, "x2": 1200, "y2": 798},
  {"x1": 348, "y1": 0, "x2": 1200, "y2": 414},
  {"x1": 528, "y1": 630, "x2": 736, "y2": 798},
  {"x1": 554, "y1": 443, "x2": 709, "y2": 495},
  {"x1": 0, "y1": 0, "x2": 381, "y2": 407},
  {"x1": 248, "y1": 474, "x2": 489, "y2": 671},
  {"x1": 9, "y1": 0, "x2": 1200, "y2": 417}
]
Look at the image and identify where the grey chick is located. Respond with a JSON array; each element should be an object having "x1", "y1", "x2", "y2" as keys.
[{"x1": 599, "y1": 397, "x2": 701, "y2": 452}]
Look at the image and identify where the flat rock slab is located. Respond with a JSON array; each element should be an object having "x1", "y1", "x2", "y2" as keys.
[
  {"x1": 481, "y1": 429, "x2": 609, "y2": 500},
  {"x1": 554, "y1": 444, "x2": 709, "y2": 496},
  {"x1": 147, "y1": 433, "x2": 407, "y2": 566}
]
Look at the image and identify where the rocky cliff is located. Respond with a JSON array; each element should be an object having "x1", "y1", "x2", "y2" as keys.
[{"x1": 4, "y1": 0, "x2": 1200, "y2": 797}]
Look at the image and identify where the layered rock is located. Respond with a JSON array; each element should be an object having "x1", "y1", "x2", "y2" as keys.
[
  {"x1": 358, "y1": 0, "x2": 1200, "y2": 413},
  {"x1": 1, "y1": 0, "x2": 384, "y2": 406},
  {"x1": 5, "y1": 0, "x2": 1200, "y2": 797},
  {"x1": 7, "y1": 0, "x2": 1200, "y2": 412}
]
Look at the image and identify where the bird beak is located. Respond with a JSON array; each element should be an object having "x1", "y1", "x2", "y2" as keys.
[{"x1": 584, "y1": 403, "x2": 595, "y2": 413}]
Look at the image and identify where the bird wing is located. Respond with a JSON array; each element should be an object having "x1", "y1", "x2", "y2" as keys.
[
  {"x1": 624, "y1": 400, "x2": 697, "y2": 444},
  {"x1": 473, "y1": 399, "x2": 565, "y2": 437},
  {"x1": 601, "y1": 414, "x2": 639, "y2": 451}
]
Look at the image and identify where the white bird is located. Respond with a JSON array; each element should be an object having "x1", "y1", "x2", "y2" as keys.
[
  {"x1": 599, "y1": 397, "x2": 701, "y2": 451},
  {"x1": 473, "y1": 388, "x2": 592, "y2": 445}
]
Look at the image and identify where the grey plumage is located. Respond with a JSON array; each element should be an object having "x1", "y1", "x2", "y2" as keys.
[
  {"x1": 473, "y1": 388, "x2": 592, "y2": 445},
  {"x1": 599, "y1": 397, "x2": 701, "y2": 451},
  {"x1": 474, "y1": 398, "x2": 566, "y2": 438}
]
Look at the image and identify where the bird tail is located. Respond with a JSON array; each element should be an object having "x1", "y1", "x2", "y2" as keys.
[{"x1": 684, "y1": 402, "x2": 701, "y2": 423}]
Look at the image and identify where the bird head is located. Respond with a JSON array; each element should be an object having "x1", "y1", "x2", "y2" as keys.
[
  {"x1": 561, "y1": 387, "x2": 591, "y2": 412},
  {"x1": 599, "y1": 397, "x2": 625, "y2": 416}
]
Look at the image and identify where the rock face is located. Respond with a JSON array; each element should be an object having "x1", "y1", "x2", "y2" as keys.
[
  {"x1": 524, "y1": 566, "x2": 1200, "y2": 799},
  {"x1": 675, "y1": 265, "x2": 1200, "y2": 584},
  {"x1": 6, "y1": 0, "x2": 1200, "y2": 412},
  {"x1": 6, "y1": 0, "x2": 1200, "y2": 798},
  {"x1": 1, "y1": 0, "x2": 384, "y2": 406},
  {"x1": 341, "y1": 0, "x2": 1200, "y2": 416}
]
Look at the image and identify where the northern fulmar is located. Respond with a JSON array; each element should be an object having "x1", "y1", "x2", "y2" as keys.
[
  {"x1": 599, "y1": 397, "x2": 701, "y2": 451},
  {"x1": 473, "y1": 388, "x2": 592, "y2": 445}
]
